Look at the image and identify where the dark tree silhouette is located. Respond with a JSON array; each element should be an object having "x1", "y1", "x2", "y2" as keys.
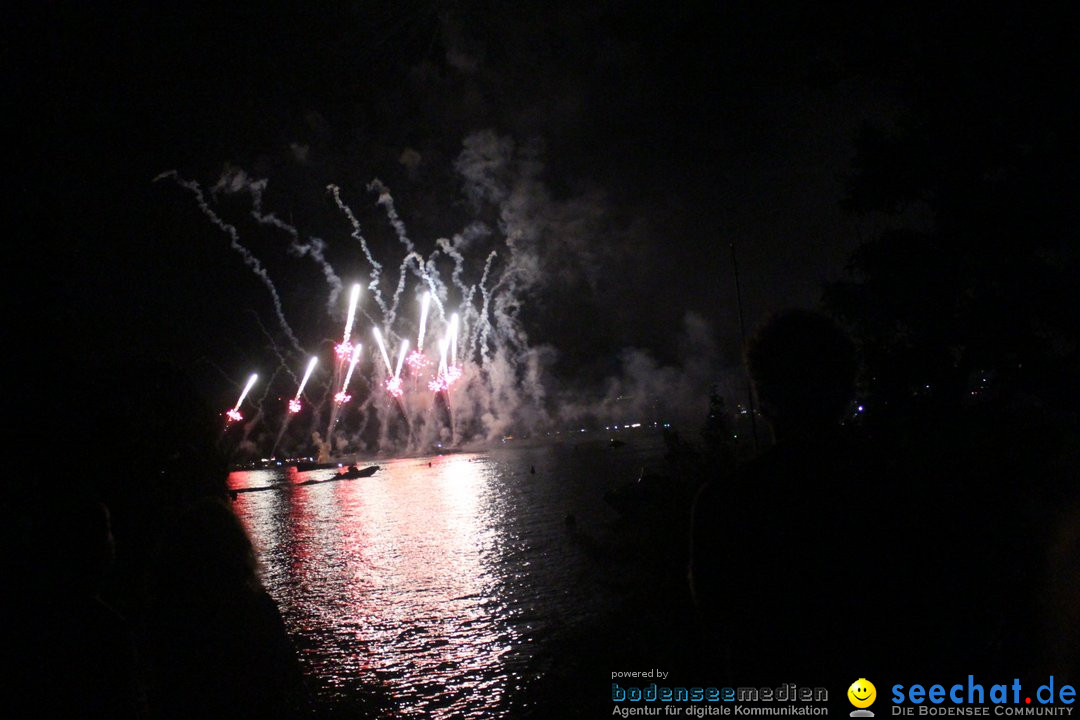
[{"x1": 824, "y1": 5, "x2": 1079, "y2": 415}]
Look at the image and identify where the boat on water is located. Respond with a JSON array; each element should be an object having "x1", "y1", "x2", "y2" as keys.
[
  {"x1": 337, "y1": 464, "x2": 380, "y2": 479},
  {"x1": 231, "y1": 464, "x2": 381, "y2": 496}
]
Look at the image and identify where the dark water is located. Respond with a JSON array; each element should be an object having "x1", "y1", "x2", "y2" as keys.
[{"x1": 228, "y1": 438, "x2": 666, "y2": 718}]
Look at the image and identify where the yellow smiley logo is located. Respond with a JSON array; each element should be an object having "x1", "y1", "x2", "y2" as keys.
[
  {"x1": 846, "y1": 682, "x2": 872, "y2": 708},
  {"x1": 848, "y1": 678, "x2": 877, "y2": 708}
]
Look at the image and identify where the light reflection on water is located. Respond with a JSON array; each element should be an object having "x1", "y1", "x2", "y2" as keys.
[{"x1": 228, "y1": 443, "x2": 660, "y2": 718}]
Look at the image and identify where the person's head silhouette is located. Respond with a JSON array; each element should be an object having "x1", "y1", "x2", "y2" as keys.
[
  {"x1": 150, "y1": 497, "x2": 259, "y2": 605},
  {"x1": 746, "y1": 309, "x2": 856, "y2": 442}
]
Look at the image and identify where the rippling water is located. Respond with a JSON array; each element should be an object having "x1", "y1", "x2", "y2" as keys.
[{"x1": 228, "y1": 439, "x2": 663, "y2": 718}]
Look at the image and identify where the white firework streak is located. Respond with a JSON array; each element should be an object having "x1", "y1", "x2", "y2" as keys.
[
  {"x1": 225, "y1": 174, "x2": 345, "y2": 314},
  {"x1": 436, "y1": 234, "x2": 475, "y2": 306},
  {"x1": 296, "y1": 356, "x2": 318, "y2": 399},
  {"x1": 387, "y1": 251, "x2": 424, "y2": 327},
  {"x1": 474, "y1": 250, "x2": 498, "y2": 365},
  {"x1": 327, "y1": 184, "x2": 389, "y2": 317},
  {"x1": 417, "y1": 292, "x2": 431, "y2": 349},
  {"x1": 367, "y1": 178, "x2": 414, "y2": 253},
  {"x1": 343, "y1": 283, "x2": 361, "y2": 344},
  {"x1": 459, "y1": 285, "x2": 480, "y2": 365},
  {"x1": 373, "y1": 327, "x2": 394, "y2": 374},
  {"x1": 342, "y1": 344, "x2": 362, "y2": 393},
  {"x1": 432, "y1": 235, "x2": 474, "y2": 344},
  {"x1": 234, "y1": 373, "x2": 259, "y2": 411},
  {"x1": 394, "y1": 340, "x2": 409, "y2": 378},
  {"x1": 154, "y1": 171, "x2": 304, "y2": 354},
  {"x1": 422, "y1": 252, "x2": 448, "y2": 322},
  {"x1": 371, "y1": 181, "x2": 448, "y2": 325},
  {"x1": 439, "y1": 336, "x2": 449, "y2": 374},
  {"x1": 288, "y1": 234, "x2": 343, "y2": 315},
  {"x1": 464, "y1": 250, "x2": 497, "y2": 359},
  {"x1": 449, "y1": 313, "x2": 459, "y2": 366}
]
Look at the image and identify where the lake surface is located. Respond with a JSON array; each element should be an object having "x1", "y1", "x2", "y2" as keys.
[{"x1": 228, "y1": 438, "x2": 667, "y2": 718}]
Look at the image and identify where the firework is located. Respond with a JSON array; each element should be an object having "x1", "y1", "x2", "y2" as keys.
[
  {"x1": 226, "y1": 373, "x2": 258, "y2": 423},
  {"x1": 288, "y1": 357, "x2": 318, "y2": 413},
  {"x1": 430, "y1": 363, "x2": 463, "y2": 394},
  {"x1": 449, "y1": 312, "x2": 459, "y2": 366},
  {"x1": 383, "y1": 340, "x2": 409, "y2": 398},
  {"x1": 343, "y1": 284, "x2": 361, "y2": 343},
  {"x1": 395, "y1": 340, "x2": 409, "y2": 378},
  {"x1": 406, "y1": 292, "x2": 431, "y2": 373},
  {"x1": 343, "y1": 344, "x2": 363, "y2": 389},
  {"x1": 417, "y1": 291, "x2": 431, "y2": 348},
  {"x1": 373, "y1": 327, "x2": 394, "y2": 374},
  {"x1": 336, "y1": 344, "x2": 363, "y2": 404},
  {"x1": 405, "y1": 348, "x2": 429, "y2": 374},
  {"x1": 170, "y1": 172, "x2": 542, "y2": 455},
  {"x1": 335, "y1": 283, "x2": 362, "y2": 360},
  {"x1": 156, "y1": 173, "x2": 303, "y2": 353},
  {"x1": 428, "y1": 337, "x2": 463, "y2": 395}
]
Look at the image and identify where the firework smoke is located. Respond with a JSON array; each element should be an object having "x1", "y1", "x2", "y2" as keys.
[
  {"x1": 154, "y1": 171, "x2": 304, "y2": 354},
  {"x1": 214, "y1": 167, "x2": 345, "y2": 314},
  {"x1": 167, "y1": 130, "x2": 721, "y2": 458},
  {"x1": 327, "y1": 184, "x2": 389, "y2": 317}
]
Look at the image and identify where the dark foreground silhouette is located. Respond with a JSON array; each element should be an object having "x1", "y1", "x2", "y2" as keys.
[
  {"x1": 690, "y1": 310, "x2": 871, "y2": 682},
  {"x1": 144, "y1": 497, "x2": 307, "y2": 719},
  {"x1": 689, "y1": 310, "x2": 1072, "y2": 683},
  {"x1": 9, "y1": 496, "x2": 145, "y2": 718}
]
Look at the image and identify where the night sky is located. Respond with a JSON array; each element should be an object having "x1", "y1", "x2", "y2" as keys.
[{"x1": 10, "y1": 2, "x2": 1078, "y2": 430}]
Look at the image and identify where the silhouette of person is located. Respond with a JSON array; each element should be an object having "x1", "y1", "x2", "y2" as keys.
[
  {"x1": 144, "y1": 497, "x2": 306, "y2": 719},
  {"x1": 689, "y1": 309, "x2": 876, "y2": 683},
  {"x1": 10, "y1": 495, "x2": 146, "y2": 718}
]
